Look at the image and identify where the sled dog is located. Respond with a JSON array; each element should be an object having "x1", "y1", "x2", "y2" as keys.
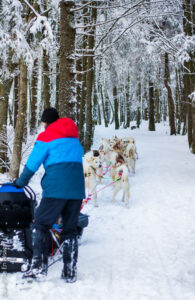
[
  {"x1": 111, "y1": 155, "x2": 130, "y2": 208},
  {"x1": 83, "y1": 151, "x2": 102, "y2": 207}
]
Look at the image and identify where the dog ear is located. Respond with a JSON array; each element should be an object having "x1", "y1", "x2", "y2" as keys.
[{"x1": 93, "y1": 150, "x2": 100, "y2": 157}]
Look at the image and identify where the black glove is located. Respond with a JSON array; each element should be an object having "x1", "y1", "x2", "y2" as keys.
[{"x1": 13, "y1": 179, "x2": 22, "y2": 189}]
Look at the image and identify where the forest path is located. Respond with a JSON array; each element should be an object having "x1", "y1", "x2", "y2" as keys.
[{"x1": 2, "y1": 123, "x2": 195, "y2": 300}]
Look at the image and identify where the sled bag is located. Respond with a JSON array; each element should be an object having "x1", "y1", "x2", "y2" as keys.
[
  {"x1": 0, "y1": 227, "x2": 33, "y2": 273},
  {"x1": 78, "y1": 212, "x2": 89, "y2": 229},
  {"x1": 0, "y1": 184, "x2": 35, "y2": 228}
]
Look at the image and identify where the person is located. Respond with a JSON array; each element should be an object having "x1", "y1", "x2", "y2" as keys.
[{"x1": 14, "y1": 107, "x2": 85, "y2": 283}]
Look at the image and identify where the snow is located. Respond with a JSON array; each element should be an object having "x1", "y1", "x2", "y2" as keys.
[{"x1": 0, "y1": 121, "x2": 195, "y2": 300}]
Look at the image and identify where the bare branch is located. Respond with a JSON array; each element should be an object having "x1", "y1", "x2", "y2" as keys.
[
  {"x1": 76, "y1": 0, "x2": 145, "y2": 29},
  {"x1": 94, "y1": 0, "x2": 145, "y2": 51},
  {"x1": 71, "y1": 1, "x2": 95, "y2": 12},
  {"x1": 21, "y1": 0, "x2": 39, "y2": 17}
]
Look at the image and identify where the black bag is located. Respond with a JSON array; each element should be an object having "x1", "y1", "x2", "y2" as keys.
[
  {"x1": 77, "y1": 212, "x2": 89, "y2": 238},
  {"x1": 0, "y1": 184, "x2": 35, "y2": 272},
  {"x1": 0, "y1": 184, "x2": 36, "y2": 228}
]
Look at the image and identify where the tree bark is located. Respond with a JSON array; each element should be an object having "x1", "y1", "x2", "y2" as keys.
[
  {"x1": 30, "y1": 58, "x2": 38, "y2": 134},
  {"x1": 100, "y1": 84, "x2": 108, "y2": 127},
  {"x1": 9, "y1": 61, "x2": 27, "y2": 179},
  {"x1": 113, "y1": 86, "x2": 119, "y2": 129},
  {"x1": 93, "y1": 72, "x2": 98, "y2": 126},
  {"x1": 136, "y1": 107, "x2": 141, "y2": 128},
  {"x1": 78, "y1": 3, "x2": 89, "y2": 145},
  {"x1": 125, "y1": 76, "x2": 131, "y2": 128},
  {"x1": 183, "y1": 0, "x2": 195, "y2": 150},
  {"x1": 14, "y1": 74, "x2": 19, "y2": 128},
  {"x1": 192, "y1": 101, "x2": 195, "y2": 153},
  {"x1": 43, "y1": 49, "x2": 50, "y2": 109},
  {"x1": 148, "y1": 81, "x2": 155, "y2": 131},
  {"x1": 164, "y1": 52, "x2": 176, "y2": 135},
  {"x1": 84, "y1": 4, "x2": 97, "y2": 152},
  {"x1": 76, "y1": 58, "x2": 82, "y2": 125},
  {"x1": 0, "y1": 79, "x2": 11, "y2": 173},
  {"x1": 155, "y1": 88, "x2": 161, "y2": 123},
  {"x1": 59, "y1": 1, "x2": 76, "y2": 120}
]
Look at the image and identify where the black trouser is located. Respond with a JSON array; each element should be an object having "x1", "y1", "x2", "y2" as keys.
[{"x1": 33, "y1": 198, "x2": 82, "y2": 257}]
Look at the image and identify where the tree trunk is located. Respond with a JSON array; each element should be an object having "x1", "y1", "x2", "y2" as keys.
[
  {"x1": 14, "y1": 74, "x2": 19, "y2": 128},
  {"x1": 84, "y1": 4, "x2": 97, "y2": 152},
  {"x1": 191, "y1": 0, "x2": 195, "y2": 153},
  {"x1": 100, "y1": 84, "x2": 108, "y2": 127},
  {"x1": 175, "y1": 69, "x2": 182, "y2": 134},
  {"x1": 119, "y1": 85, "x2": 124, "y2": 126},
  {"x1": 59, "y1": 1, "x2": 76, "y2": 120},
  {"x1": 56, "y1": 60, "x2": 60, "y2": 111},
  {"x1": 164, "y1": 52, "x2": 176, "y2": 135},
  {"x1": 78, "y1": 3, "x2": 89, "y2": 145},
  {"x1": 43, "y1": 49, "x2": 50, "y2": 109},
  {"x1": 0, "y1": 79, "x2": 11, "y2": 173},
  {"x1": 155, "y1": 88, "x2": 161, "y2": 123},
  {"x1": 76, "y1": 58, "x2": 82, "y2": 125},
  {"x1": 184, "y1": 66, "x2": 193, "y2": 147},
  {"x1": 136, "y1": 107, "x2": 141, "y2": 128},
  {"x1": 148, "y1": 81, "x2": 155, "y2": 131},
  {"x1": 98, "y1": 102, "x2": 101, "y2": 125},
  {"x1": 192, "y1": 100, "x2": 195, "y2": 153},
  {"x1": 113, "y1": 86, "x2": 119, "y2": 129},
  {"x1": 105, "y1": 94, "x2": 110, "y2": 124},
  {"x1": 9, "y1": 61, "x2": 27, "y2": 179},
  {"x1": 30, "y1": 58, "x2": 38, "y2": 134},
  {"x1": 183, "y1": 0, "x2": 195, "y2": 150},
  {"x1": 125, "y1": 83, "x2": 131, "y2": 128},
  {"x1": 93, "y1": 72, "x2": 98, "y2": 126}
]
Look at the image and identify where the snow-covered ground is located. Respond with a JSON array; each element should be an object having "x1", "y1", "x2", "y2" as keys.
[{"x1": 1, "y1": 121, "x2": 195, "y2": 300}]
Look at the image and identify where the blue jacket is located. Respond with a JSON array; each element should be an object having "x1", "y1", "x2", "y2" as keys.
[{"x1": 16, "y1": 118, "x2": 85, "y2": 200}]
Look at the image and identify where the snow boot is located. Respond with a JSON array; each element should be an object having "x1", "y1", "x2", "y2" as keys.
[
  {"x1": 23, "y1": 255, "x2": 47, "y2": 279},
  {"x1": 41, "y1": 255, "x2": 48, "y2": 276},
  {"x1": 61, "y1": 238, "x2": 78, "y2": 283}
]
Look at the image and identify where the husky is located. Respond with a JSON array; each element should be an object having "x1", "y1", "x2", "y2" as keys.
[
  {"x1": 112, "y1": 155, "x2": 130, "y2": 208},
  {"x1": 83, "y1": 151, "x2": 102, "y2": 207}
]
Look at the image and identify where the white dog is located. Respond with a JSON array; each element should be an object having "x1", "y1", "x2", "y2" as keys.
[
  {"x1": 83, "y1": 151, "x2": 102, "y2": 207},
  {"x1": 124, "y1": 142, "x2": 137, "y2": 174},
  {"x1": 112, "y1": 163, "x2": 130, "y2": 208}
]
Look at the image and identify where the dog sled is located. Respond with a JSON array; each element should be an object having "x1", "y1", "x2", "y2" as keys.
[
  {"x1": 0, "y1": 183, "x2": 88, "y2": 273},
  {"x1": 0, "y1": 184, "x2": 35, "y2": 273}
]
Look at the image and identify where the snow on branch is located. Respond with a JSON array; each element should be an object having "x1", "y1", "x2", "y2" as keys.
[
  {"x1": 22, "y1": 0, "x2": 39, "y2": 17},
  {"x1": 76, "y1": 0, "x2": 145, "y2": 29},
  {"x1": 71, "y1": 1, "x2": 95, "y2": 12}
]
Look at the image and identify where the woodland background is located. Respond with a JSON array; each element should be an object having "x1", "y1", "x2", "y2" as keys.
[{"x1": 0, "y1": 0, "x2": 194, "y2": 180}]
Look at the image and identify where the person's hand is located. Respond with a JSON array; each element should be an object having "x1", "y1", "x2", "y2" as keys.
[{"x1": 12, "y1": 179, "x2": 22, "y2": 189}]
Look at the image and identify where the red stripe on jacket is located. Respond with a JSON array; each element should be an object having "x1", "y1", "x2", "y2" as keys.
[{"x1": 37, "y1": 118, "x2": 79, "y2": 143}]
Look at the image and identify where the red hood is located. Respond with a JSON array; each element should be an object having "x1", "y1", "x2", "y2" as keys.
[{"x1": 37, "y1": 118, "x2": 79, "y2": 142}]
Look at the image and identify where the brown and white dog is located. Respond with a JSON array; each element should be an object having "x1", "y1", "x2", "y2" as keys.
[
  {"x1": 83, "y1": 150, "x2": 102, "y2": 207},
  {"x1": 112, "y1": 155, "x2": 130, "y2": 208},
  {"x1": 124, "y1": 142, "x2": 137, "y2": 174},
  {"x1": 122, "y1": 137, "x2": 138, "y2": 159}
]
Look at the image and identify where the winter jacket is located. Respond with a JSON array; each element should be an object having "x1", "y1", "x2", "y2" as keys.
[{"x1": 16, "y1": 118, "x2": 85, "y2": 200}]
